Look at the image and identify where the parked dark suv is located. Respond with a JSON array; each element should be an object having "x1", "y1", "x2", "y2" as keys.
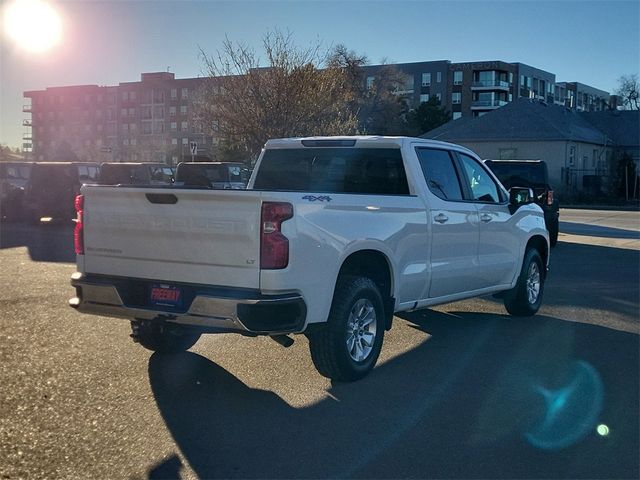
[
  {"x1": 0, "y1": 162, "x2": 33, "y2": 221},
  {"x1": 485, "y1": 159, "x2": 559, "y2": 246},
  {"x1": 99, "y1": 162, "x2": 174, "y2": 185},
  {"x1": 24, "y1": 162, "x2": 99, "y2": 223}
]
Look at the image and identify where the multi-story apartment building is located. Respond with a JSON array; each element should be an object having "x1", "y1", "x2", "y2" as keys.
[
  {"x1": 365, "y1": 60, "x2": 559, "y2": 119},
  {"x1": 24, "y1": 72, "x2": 213, "y2": 164},
  {"x1": 22, "y1": 61, "x2": 612, "y2": 162},
  {"x1": 554, "y1": 82, "x2": 610, "y2": 112}
]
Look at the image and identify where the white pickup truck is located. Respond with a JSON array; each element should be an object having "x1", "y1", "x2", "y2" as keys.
[{"x1": 70, "y1": 136, "x2": 549, "y2": 381}]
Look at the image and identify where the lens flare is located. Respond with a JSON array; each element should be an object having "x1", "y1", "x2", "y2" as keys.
[{"x1": 3, "y1": 0, "x2": 62, "y2": 53}]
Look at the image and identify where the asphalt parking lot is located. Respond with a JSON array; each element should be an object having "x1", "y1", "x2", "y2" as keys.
[{"x1": 0, "y1": 208, "x2": 638, "y2": 479}]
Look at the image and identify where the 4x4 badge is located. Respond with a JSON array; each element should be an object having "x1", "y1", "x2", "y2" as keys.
[{"x1": 302, "y1": 195, "x2": 332, "y2": 203}]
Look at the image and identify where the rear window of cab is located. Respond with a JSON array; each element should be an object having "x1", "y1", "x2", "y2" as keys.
[{"x1": 253, "y1": 148, "x2": 409, "y2": 195}]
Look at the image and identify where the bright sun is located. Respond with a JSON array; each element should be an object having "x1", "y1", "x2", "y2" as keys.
[{"x1": 3, "y1": 0, "x2": 62, "y2": 53}]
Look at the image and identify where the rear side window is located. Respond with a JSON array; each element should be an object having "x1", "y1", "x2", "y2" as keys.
[
  {"x1": 253, "y1": 148, "x2": 409, "y2": 195},
  {"x1": 415, "y1": 148, "x2": 463, "y2": 201}
]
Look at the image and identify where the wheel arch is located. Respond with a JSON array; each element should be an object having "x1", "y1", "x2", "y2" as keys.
[
  {"x1": 336, "y1": 249, "x2": 395, "y2": 330},
  {"x1": 526, "y1": 235, "x2": 549, "y2": 272}
]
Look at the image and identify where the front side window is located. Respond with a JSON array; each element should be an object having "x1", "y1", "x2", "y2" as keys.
[
  {"x1": 415, "y1": 148, "x2": 463, "y2": 201},
  {"x1": 253, "y1": 148, "x2": 409, "y2": 195},
  {"x1": 457, "y1": 153, "x2": 501, "y2": 203}
]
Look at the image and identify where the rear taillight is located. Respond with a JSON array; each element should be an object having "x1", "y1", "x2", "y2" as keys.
[
  {"x1": 74, "y1": 194, "x2": 84, "y2": 255},
  {"x1": 547, "y1": 189, "x2": 554, "y2": 206},
  {"x1": 260, "y1": 202, "x2": 293, "y2": 269}
]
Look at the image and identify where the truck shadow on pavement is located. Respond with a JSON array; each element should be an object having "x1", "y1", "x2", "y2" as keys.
[
  {"x1": 560, "y1": 221, "x2": 640, "y2": 240},
  {"x1": 148, "y1": 311, "x2": 639, "y2": 479},
  {"x1": 0, "y1": 222, "x2": 75, "y2": 263}
]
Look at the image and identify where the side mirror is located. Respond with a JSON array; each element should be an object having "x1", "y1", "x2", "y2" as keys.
[{"x1": 509, "y1": 187, "x2": 535, "y2": 214}]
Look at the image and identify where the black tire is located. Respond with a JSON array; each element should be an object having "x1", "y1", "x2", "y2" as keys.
[
  {"x1": 131, "y1": 319, "x2": 201, "y2": 353},
  {"x1": 504, "y1": 248, "x2": 545, "y2": 317},
  {"x1": 307, "y1": 276, "x2": 385, "y2": 382}
]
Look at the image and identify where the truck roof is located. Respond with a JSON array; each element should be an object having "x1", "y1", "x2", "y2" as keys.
[{"x1": 264, "y1": 136, "x2": 478, "y2": 156}]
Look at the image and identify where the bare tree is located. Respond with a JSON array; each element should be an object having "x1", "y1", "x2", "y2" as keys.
[
  {"x1": 196, "y1": 30, "x2": 359, "y2": 159},
  {"x1": 615, "y1": 74, "x2": 639, "y2": 110},
  {"x1": 328, "y1": 45, "x2": 409, "y2": 135}
]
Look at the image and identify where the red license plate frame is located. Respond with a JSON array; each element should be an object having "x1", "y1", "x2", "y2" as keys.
[{"x1": 149, "y1": 284, "x2": 183, "y2": 308}]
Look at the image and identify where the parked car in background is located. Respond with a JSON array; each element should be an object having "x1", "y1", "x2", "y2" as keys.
[
  {"x1": 24, "y1": 162, "x2": 99, "y2": 223},
  {"x1": 0, "y1": 162, "x2": 33, "y2": 221},
  {"x1": 484, "y1": 159, "x2": 559, "y2": 246},
  {"x1": 99, "y1": 162, "x2": 174, "y2": 186},
  {"x1": 175, "y1": 162, "x2": 249, "y2": 189}
]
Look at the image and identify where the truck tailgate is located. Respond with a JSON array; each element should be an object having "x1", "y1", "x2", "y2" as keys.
[{"x1": 81, "y1": 186, "x2": 262, "y2": 289}]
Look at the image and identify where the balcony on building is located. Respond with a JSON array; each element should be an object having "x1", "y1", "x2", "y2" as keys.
[
  {"x1": 22, "y1": 134, "x2": 33, "y2": 141},
  {"x1": 470, "y1": 99, "x2": 509, "y2": 110},
  {"x1": 22, "y1": 120, "x2": 32, "y2": 127},
  {"x1": 471, "y1": 70, "x2": 511, "y2": 91},
  {"x1": 471, "y1": 79, "x2": 510, "y2": 91},
  {"x1": 22, "y1": 104, "x2": 32, "y2": 112}
]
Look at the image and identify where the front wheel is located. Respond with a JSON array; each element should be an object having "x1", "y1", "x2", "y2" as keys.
[
  {"x1": 307, "y1": 276, "x2": 385, "y2": 382},
  {"x1": 504, "y1": 248, "x2": 545, "y2": 316},
  {"x1": 131, "y1": 319, "x2": 201, "y2": 353}
]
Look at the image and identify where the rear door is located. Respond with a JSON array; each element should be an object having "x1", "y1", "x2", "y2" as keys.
[
  {"x1": 82, "y1": 187, "x2": 264, "y2": 289},
  {"x1": 414, "y1": 147, "x2": 481, "y2": 298}
]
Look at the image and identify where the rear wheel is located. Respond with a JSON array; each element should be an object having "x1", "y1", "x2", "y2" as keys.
[
  {"x1": 504, "y1": 248, "x2": 545, "y2": 316},
  {"x1": 130, "y1": 319, "x2": 201, "y2": 353},
  {"x1": 307, "y1": 276, "x2": 385, "y2": 382}
]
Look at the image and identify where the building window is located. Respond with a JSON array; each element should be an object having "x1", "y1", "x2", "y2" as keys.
[
  {"x1": 154, "y1": 90, "x2": 165, "y2": 103},
  {"x1": 131, "y1": 138, "x2": 137, "y2": 146},
  {"x1": 123, "y1": 139, "x2": 130, "y2": 146},
  {"x1": 154, "y1": 106, "x2": 165, "y2": 118},
  {"x1": 122, "y1": 124, "x2": 129, "y2": 132},
  {"x1": 182, "y1": 138, "x2": 188, "y2": 145},
  {"x1": 436, "y1": 71, "x2": 442, "y2": 83},
  {"x1": 141, "y1": 106, "x2": 152, "y2": 119},
  {"x1": 171, "y1": 138, "x2": 178, "y2": 145},
  {"x1": 170, "y1": 122, "x2": 177, "y2": 131},
  {"x1": 569, "y1": 145, "x2": 576, "y2": 166},
  {"x1": 366, "y1": 76, "x2": 375, "y2": 89},
  {"x1": 419, "y1": 94, "x2": 430, "y2": 103},
  {"x1": 435, "y1": 93, "x2": 442, "y2": 102},
  {"x1": 181, "y1": 88, "x2": 188, "y2": 99},
  {"x1": 422, "y1": 73, "x2": 431, "y2": 86},
  {"x1": 180, "y1": 105, "x2": 187, "y2": 115},
  {"x1": 142, "y1": 122, "x2": 152, "y2": 135},
  {"x1": 453, "y1": 71, "x2": 462, "y2": 85},
  {"x1": 122, "y1": 92, "x2": 129, "y2": 102},
  {"x1": 154, "y1": 122, "x2": 165, "y2": 134},
  {"x1": 452, "y1": 92, "x2": 461, "y2": 104},
  {"x1": 128, "y1": 108, "x2": 135, "y2": 117},
  {"x1": 169, "y1": 106, "x2": 176, "y2": 116},
  {"x1": 499, "y1": 148, "x2": 517, "y2": 160},
  {"x1": 130, "y1": 123, "x2": 137, "y2": 131},
  {"x1": 171, "y1": 88, "x2": 177, "y2": 99},
  {"x1": 181, "y1": 121, "x2": 188, "y2": 131},
  {"x1": 453, "y1": 112, "x2": 462, "y2": 120},
  {"x1": 121, "y1": 108, "x2": 128, "y2": 117},
  {"x1": 130, "y1": 92, "x2": 136, "y2": 101}
]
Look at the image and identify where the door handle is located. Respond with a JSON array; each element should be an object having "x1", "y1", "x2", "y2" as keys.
[
  {"x1": 434, "y1": 213, "x2": 449, "y2": 224},
  {"x1": 480, "y1": 214, "x2": 492, "y2": 223}
]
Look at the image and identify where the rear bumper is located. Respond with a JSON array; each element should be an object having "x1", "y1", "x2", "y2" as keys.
[{"x1": 69, "y1": 272, "x2": 307, "y2": 335}]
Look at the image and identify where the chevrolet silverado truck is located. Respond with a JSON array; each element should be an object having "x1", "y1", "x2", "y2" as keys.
[{"x1": 69, "y1": 137, "x2": 549, "y2": 381}]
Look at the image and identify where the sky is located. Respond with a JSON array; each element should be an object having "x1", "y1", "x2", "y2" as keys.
[{"x1": 1, "y1": 0, "x2": 639, "y2": 149}]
